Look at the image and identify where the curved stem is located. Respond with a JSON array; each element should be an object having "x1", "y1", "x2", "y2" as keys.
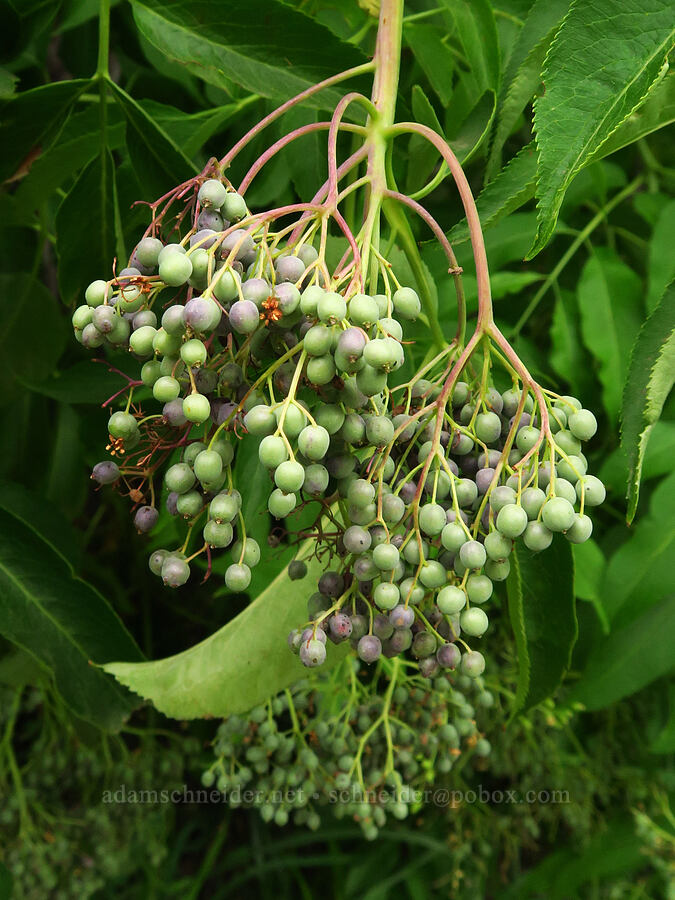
[
  {"x1": 388, "y1": 122, "x2": 493, "y2": 329},
  {"x1": 383, "y1": 188, "x2": 466, "y2": 344},
  {"x1": 219, "y1": 62, "x2": 374, "y2": 170},
  {"x1": 238, "y1": 121, "x2": 366, "y2": 195}
]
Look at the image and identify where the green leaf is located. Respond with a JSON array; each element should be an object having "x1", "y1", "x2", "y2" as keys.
[
  {"x1": 487, "y1": 0, "x2": 569, "y2": 178},
  {"x1": 141, "y1": 97, "x2": 256, "y2": 158},
  {"x1": 20, "y1": 359, "x2": 133, "y2": 405},
  {"x1": 651, "y1": 683, "x2": 675, "y2": 753},
  {"x1": 550, "y1": 289, "x2": 593, "y2": 399},
  {"x1": 506, "y1": 536, "x2": 577, "y2": 714},
  {"x1": 404, "y1": 23, "x2": 455, "y2": 107},
  {"x1": 131, "y1": 0, "x2": 366, "y2": 107},
  {"x1": 577, "y1": 249, "x2": 643, "y2": 423},
  {"x1": 0, "y1": 68, "x2": 18, "y2": 99},
  {"x1": 602, "y1": 472, "x2": 675, "y2": 622},
  {"x1": 0, "y1": 508, "x2": 143, "y2": 731},
  {"x1": 103, "y1": 544, "x2": 348, "y2": 719},
  {"x1": 55, "y1": 148, "x2": 116, "y2": 305},
  {"x1": 441, "y1": 0, "x2": 500, "y2": 94},
  {"x1": 109, "y1": 81, "x2": 197, "y2": 200},
  {"x1": 448, "y1": 143, "x2": 537, "y2": 243},
  {"x1": 586, "y1": 72, "x2": 675, "y2": 163},
  {"x1": 502, "y1": 820, "x2": 647, "y2": 900},
  {"x1": 621, "y1": 282, "x2": 675, "y2": 522},
  {"x1": 14, "y1": 103, "x2": 126, "y2": 211},
  {"x1": 449, "y1": 89, "x2": 496, "y2": 164},
  {"x1": 569, "y1": 595, "x2": 675, "y2": 710},
  {"x1": 0, "y1": 480, "x2": 82, "y2": 568},
  {"x1": 0, "y1": 647, "x2": 46, "y2": 688},
  {"x1": 0, "y1": 273, "x2": 68, "y2": 389},
  {"x1": 529, "y1": 0, "x2": 675, "y2": 257},
  {"x1": 407, "y1": 85, "x2": 445, "y2": 193},
  {"x1": 0, "y1": 79, "x2": 90, "y2": 182},
  {"x1": 646, "y1": 200, "x2": 675, "y2": 314}
]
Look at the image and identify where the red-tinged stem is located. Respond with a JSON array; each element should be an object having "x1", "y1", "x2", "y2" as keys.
[
  {"x1": 219, "y1": 62, "x2": 375, "y2": 171},
  {"x1": 327, "y1": 93, "x2": 375, "y2": 205},
  {"x1": 383, "y1": 187, "x2": 465, "y2": 343},
  {"x1": 388, "y1": 122, "x2": 493, "y2": 329},
  {"x1": 288, "y1": 145, "x2": 369, "y2": 246},
  {"x1": 238, "y1": 121, "x2": 366, "y2": 195}
]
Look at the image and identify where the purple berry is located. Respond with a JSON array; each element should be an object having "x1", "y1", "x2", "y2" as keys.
[
  {"x1": 91, "y1": 461, "x2": 120, "y2": 485},
  {"x1": 134, "y1": 505, "x2": 159, "y2": 533},
  {"x1": 357, "y1": 634, "x2": 382, "y2": 664}
]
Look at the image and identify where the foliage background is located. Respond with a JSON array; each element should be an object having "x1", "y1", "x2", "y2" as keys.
[{"x1": 0, "y1": 0, "x2": 673, "y2": 897}]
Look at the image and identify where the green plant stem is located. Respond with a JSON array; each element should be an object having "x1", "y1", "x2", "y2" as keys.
[
  {"x1": 510, "y1": 176, "x2": 644, "y2": 337},
  {"x1": 96, "y1": 0, "x2": 111, "y2": 78},
  {"x1": 360, "y1": 0, "x2": 404, "y2": 287}
]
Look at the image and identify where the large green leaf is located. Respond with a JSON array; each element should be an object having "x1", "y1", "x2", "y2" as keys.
[
  {"x1": 104, "y1": 545, "x2": 348, "y2": 719},
  {"x1": 131, "y1": 0, "x2": 366, "y2": 107},
  {"x1": 529, "y1": 0, "x2": 675, "y2": 257},
  {"x1": 569, "y1": 596, "x2": 675, "y2": 710},
  {"x1": 450, "y1": 73, "x2": 675, "y2": 244},
  {"x1": 55, "y1": 148, "x2": 117, "y2": 305},
  {"x1": 0, "y1": 507, "x2": 143, "y2": 731},
  {"x1": 109, "y1": 81, "x2": 198, "y2": 200},
  {"x1": 0, "y1": 78, "x2": 90, "y2": 182},
  {"x1": 577, "y1": 249, "x2": 643, "y2": 423},
  {"x1": 621, "y1": 283, "x2": 675, "y2": 522},
  {"x1": 506, "y1": 536, "x2": 577, "y2": 714}
]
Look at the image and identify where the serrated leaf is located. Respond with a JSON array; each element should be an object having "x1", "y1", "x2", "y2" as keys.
[
  {"x1": 405, "y1": 23, "x2": 455, "y2": 106},
  {"x1": 103, "y1": 544, "x2": 348, "y2": 719},
  {"x1": 0, "y1": 507, "x2": 143, "y2": 731},
  {"x1": 109, "y1": 81, "x2": 197, "y2": 200},
  {"x1": 487, "y1": 0, "x2": 569, "y2": 178},
  {"x1": 451, "y1": 73, "x2": 675, "y2": 245},
  {"x1": 506, "y1": 536, "x2": 577, "y2": 714},
  {"x1": 0, "y1": 79, "x2": 90, "y2": 182},
  {"x1": 55, "y1": 149, "x2": 116, "y2": 305},
  {"x1": 587, "y1": 72, "x2": 675, "y2": 162},
  {"x1": 569, "y1": 595, "x2": 675, "y2": 710},
  {"x1": 577, "y1": 249, "x2": 643, "y2": 423},
  {"x1": 131, "y1": 0, "x2": 366, "y2": 107},
  {"x1": 448, "y1": 143, "x2": 537, "y2": 243},
  {"x1": 621, "y1": 283, "x2": 675, "y2": 522},
  {"x1": 529, "y1": 0, "x2": 675, "y2": 257}
]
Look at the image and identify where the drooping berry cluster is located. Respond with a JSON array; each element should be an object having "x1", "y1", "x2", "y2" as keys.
[
  {"x1": 76, "y1": 171, "x2": 605, "y2": 684},
  {"x1": 285, "y1": 361, "x2": 603, "y2": 678},
  {"x1": 202, "y1": 657, "x2": 493, "y2": 838},
  {"x1": 77, "y1": 176, "x2": 428, "y2": 592}
]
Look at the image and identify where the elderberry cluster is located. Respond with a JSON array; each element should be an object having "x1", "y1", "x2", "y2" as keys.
[
  {"x1": 203, "y1": 658, "x2": 493, "y2": 838},
  {"x1": 286, "y1": 370, "x2": 604, "y2": 678},
  {"x1": 76, "y1": 176, "x2": 422, "y2": 593}
]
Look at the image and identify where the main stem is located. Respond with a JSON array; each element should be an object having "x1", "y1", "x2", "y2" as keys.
[{"x1": 361, "y1": 0, "x2": 404, "y2": 289}]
